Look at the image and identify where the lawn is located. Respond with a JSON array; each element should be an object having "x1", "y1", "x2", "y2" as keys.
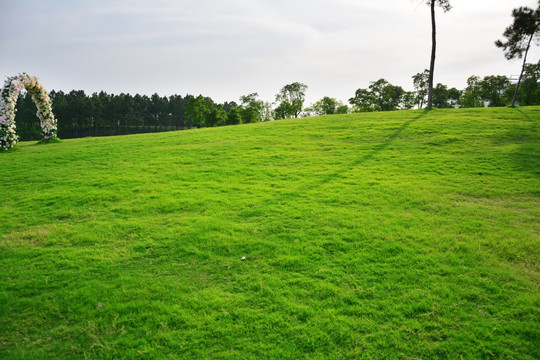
[{"x1": 1, "y1": 107, "x2": 539, "y2": 359}]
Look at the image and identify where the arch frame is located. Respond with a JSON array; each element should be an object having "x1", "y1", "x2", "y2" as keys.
[{"x1": 0, "y1": 73, "x2": 58, "y2": 150}]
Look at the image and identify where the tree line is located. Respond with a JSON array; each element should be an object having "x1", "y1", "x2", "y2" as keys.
[
  {"x1": 13, "y1": 91, "x2": 256, "y2": 140},
  {"x1": 346, "y1": 61, "x2": 540, "y2": 113},
  {"x1": 12, "y1": 61, "x2": 540, "y2": 141},
  {"x1": 12, "y1": 81, "x2": 311, "y2": 140}
]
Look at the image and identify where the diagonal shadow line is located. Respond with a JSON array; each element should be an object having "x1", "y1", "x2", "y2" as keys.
[
  {"x1": 511, "y1": 107, "x2": 538, "y2": 135},
  {"x1": 352, "y1": 109, "x2": 430, "y2": 166},
  {"x1": 513, "y1": 107, "x2": 538, "y2": 130},
  {"x1": 513, "y1": 107, "x2": 532, "y2": 122},
  {"x1": 504, "y1": 107, "x2": 539, "y2": 175},
  {"x1": 273, "y1": 109, "x2": 431, "y2": 201},
  {"x1": 309, "y1": 109, "x2": 430, "y2": 189}
]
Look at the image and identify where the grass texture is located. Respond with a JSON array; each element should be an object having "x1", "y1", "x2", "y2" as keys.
[{"x1": 1, "y1": 107, "x2": 539, "y2": 359}]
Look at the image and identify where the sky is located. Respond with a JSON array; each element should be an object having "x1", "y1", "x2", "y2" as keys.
[{"x1": 1, "y1": 0, "x2": 539, "y2": 106}]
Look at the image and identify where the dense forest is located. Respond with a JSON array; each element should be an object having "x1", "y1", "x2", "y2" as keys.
[{"x1": 13, "y1": 62, "x2": 540, "y2": 141}]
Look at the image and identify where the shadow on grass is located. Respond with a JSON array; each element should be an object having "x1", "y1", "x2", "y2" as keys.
[
  {"x1": 277, "y1": 109, "x2": 430, "y2": 199},
  {"x1": 503, "y1": 107, "x2": 540, "y2": 176},
  {"x1": 513, "y1": 107, "x2": 533, "y2": 122},
  {"x1": 354, "y1": 109, "x2": 430, "y2": 164},
  {"x1": 311, "y1": 109, "x2": 431, "y2": 188}
]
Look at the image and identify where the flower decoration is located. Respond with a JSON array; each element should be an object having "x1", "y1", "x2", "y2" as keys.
[{"x1": 0, "y1": 73, "x2": 58, "y2": 150}]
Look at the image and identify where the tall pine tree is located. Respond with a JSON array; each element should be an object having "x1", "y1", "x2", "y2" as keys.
[
  {"x1": 496, "y1": 2, "x2": 540, "y2": 106},
  {"x1": 426, "y1": 0, "x2": 451, "y2": 109}
]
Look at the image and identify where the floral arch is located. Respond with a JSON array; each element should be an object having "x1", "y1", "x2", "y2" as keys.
[{"x1": 0, "y1": 73, "x2": 58, "y2": 150}]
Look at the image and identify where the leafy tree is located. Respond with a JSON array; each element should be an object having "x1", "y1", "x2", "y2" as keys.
[
  {"x1": 431, "y1": 83, "x2": 461, "y2": 108},
  {"x1": 186, "y1": 95, "x2": 211, "y2": 128},
  {"x1": 426, "y1": 0, "x2": 452, "y2": 109},
  {"x1": 311, "y1": 97, "x2": 341, "y2": 115},
  {"x1": 274, "y1": 82, "x2": 308, "y2": 118},
  {"x1": 273, "y1": 102, "x2": 290, "y2": 119},
  {"x1": 207, "y1": 104, "x2": 227, "y2": 127},
  {"x1": 226, "y1": 107, "x2": 242, "y2": 125},
  {"x1": 336, "y1": 104, "x2": 349, "y2": 114},
  {"x1": 349, "y1": 79, "x2": 404, "y2": 112},
  {"x1": 412, "y1": 69, "x2": 430, "y2": 108},
  {"x1": 479, "y1": 75, "x2": 511, "y2": 107},
  {"x1": 459, "y1": 75, "x2": 482, "y2": 108},
  {"x1": 516, "y1": 60, "x2": 540, "y2": 105},
  {"x1": 369, "y1": 78, "x2": 405, "y2": 111},
  {"x1": 432, "y1": 83, "x2": 450, "y2": 108},
  {"x1": 496, "y1": 2, "x2": 540, "y2": 106},
  {"x1": 261, "y1": 101, "x2": 274, "y2": 122},
  {"x1": 349, "y1": 88, "x2": 375, "y2": 112},
  {"x1": 223, "y1": 101, "x2": 238, "y2": 113},
  {"x1": 447, "y1": 87, "x2": 462, "y2": 108},
  {"x1": 239, "y1": 93, "x2": 263, "y2": 123},
  {"x1": 401, "y1": 91, "x2": 417, "y2": 110},
  {"x1": 524, "y1": 60, "x2": 540, "y2": 78}
]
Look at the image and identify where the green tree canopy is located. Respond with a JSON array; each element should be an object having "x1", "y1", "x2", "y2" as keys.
[
  {"x1": 431, "y1": 83, "x2": 461, "y2": 108},
  {"x1": 459, "y1": 75, "x2": 482, "y2": 108},
  {"x1": 274, "y1": 82, "x2": 308, "y2": 119},
  {"x1": 226, "y1": 107, "x2": 242, "y2": 125},
  {"x1": 412, "y1": 69, "x2": 430, "y2": 108},
  {"x1": 349, "y1": 88, "x2": 375, "y2": 112},
  {"x1": 310, "y1": 97, "x2": 345, "y2": 116},
  {"x1": 369, "y1": 79, "x2": 405, "y2": 111},
  {"x1": 479, "y1": 75, "x2": 511, "y2": 107},
  {"x1": 239, "y1": 93, "x2": 263, "y2": 123},
  {"x1": 495, "y1": 1, "x2": 540, "y2": 106},
  {"x1": 349, "y1": 79, "x2": 404, "y2": 112},
  {"x1": 186, "y1": 95, "x2": 213, "y2": 128},
  {"x1": 516, "y1": 60, "x2": 540, "y2": 105}
]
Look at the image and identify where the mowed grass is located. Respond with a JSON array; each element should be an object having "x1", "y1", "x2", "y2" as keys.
[{"x1": 1, "y1": 107, "x2": 539, "y2": 359}]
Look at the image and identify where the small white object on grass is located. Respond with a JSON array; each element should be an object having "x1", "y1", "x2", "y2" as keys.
[{"x1": 241, "y1": 256, "x2": 246, "y2": 261}]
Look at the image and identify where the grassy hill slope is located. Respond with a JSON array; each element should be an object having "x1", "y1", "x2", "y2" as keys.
[{"x1": 1, "y1": 107, "x2": 539, "y2": 359}]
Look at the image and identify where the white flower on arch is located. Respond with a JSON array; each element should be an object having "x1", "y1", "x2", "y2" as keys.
[{"x1": 0, "y1": 73, "x2": 58, "y2": 150}]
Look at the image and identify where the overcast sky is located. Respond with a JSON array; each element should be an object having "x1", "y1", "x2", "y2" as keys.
[{"x1": 1, "y1": 0, "x2": 539, "y2": 105}]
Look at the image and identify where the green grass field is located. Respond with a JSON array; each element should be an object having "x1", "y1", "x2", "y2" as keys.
[{"x1": 1, "y1": 107, "x2": 539, "y2": 359}]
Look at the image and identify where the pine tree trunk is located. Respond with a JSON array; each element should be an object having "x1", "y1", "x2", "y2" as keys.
[
  {"x1": 511, "y1": 32, "x2": 534, "y2": 107},
  {"x1": 427, "y1": 0, "x2": 436, "y2": 109},
  {"x1": 426, "y1": 0, "x2": 437, "y2": 109}
]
